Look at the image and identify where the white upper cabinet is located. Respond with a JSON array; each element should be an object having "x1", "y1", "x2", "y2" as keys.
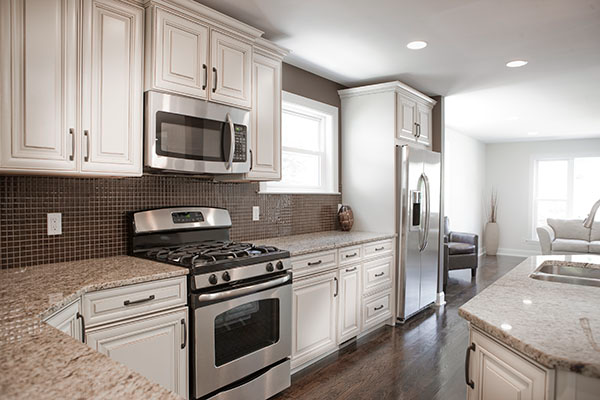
[
  {"x1": 81, "y1": 0, "x2": 143, "y2": 175},
  {"x1": 209, "y1": 30, "x2": 252, "y2": 109},
  {"x1": 247, "y1": 52, "x2": 282, "y2": 180},
  {"x1": 148, "y1": 7, "x2": 209, "y2": 99},
  {"x1": 0, "y1": 0, "x2": 78, "y2": 172},
  {"x1": 391, "y1": 84, "x2": 435, "y2": 148}
]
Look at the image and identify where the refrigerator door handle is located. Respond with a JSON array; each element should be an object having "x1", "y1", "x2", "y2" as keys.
[{"x1": 419, "y1": 173, "x2": 431, "y2": 252}]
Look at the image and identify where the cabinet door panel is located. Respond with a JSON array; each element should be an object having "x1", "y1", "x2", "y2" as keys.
[
  {"x1": 86, "y1": 308, "x2": 188, "y2": 399},
  {"x1": 153, "y1": 8, "x2": 208, "y2": 98},
  {"x1": 210, "y1": 30, "x2": 252, "y2": 108},
  {"x1": 338, "y1": 265, "x2": 361, "y2": 342},
  {"x1": 291, "y1": 271, "x2": 337, "y2": 369},
  {"x1": 81, "y1": 0, "x2": 142, "y2": 175},
  {"x1": 44, "y1": 299, "x2": 82, "y2": 341},
  {"x1": 416, "y1": 104, "x2": 431, "y2": 146},
  {"x1": 247, "y1": 53, "x2": 281, "y2": 180},
  {"x1": 396, "y1": 95, "x2": 416, "y2": 141},
  {"x1": 0, "y1": 0, "x2": 77, "y2": 171}
]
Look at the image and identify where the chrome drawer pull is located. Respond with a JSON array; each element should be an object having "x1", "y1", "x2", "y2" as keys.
[
  {"x1": 374, "y1": 305, "x2": 384, "y2": 311},
  {"x1": 374, "y1": 272, "x2": 385, "y2": 277},
  {"x1": 123, "y1": 294, "x2": 155, "y2": 306}
]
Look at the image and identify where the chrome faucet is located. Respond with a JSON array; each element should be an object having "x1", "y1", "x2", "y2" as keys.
[{"x1": 583, "y1": 199, "x2": 600, "y2": 228}]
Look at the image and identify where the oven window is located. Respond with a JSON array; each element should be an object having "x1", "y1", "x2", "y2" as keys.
[
  {"x1": 214, "y1": 299, "x2": 280, "y2": 367},
  {"x1": 155, "y1": 111, "x2": 227, "y2": 162}
]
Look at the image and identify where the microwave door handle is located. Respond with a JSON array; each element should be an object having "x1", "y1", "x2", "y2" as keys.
[{"x1": 226, "y1": 113, "x2": 234, "y2": 170}]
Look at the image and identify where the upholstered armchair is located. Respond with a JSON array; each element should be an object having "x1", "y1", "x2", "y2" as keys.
[{"x1": 443, "y1": 217, "x2": 479, "y2": 291}]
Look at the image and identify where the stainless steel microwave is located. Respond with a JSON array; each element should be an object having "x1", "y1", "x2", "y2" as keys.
[{"x1": 144, "y1": 91, "x2": 250, "y2": 175}]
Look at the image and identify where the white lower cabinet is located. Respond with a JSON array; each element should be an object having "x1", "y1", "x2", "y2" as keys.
[
  {"x1": 338, "y1": 264, "x2": 361, "y2": 343},
  {"x1": 362, "y1": 290, "x2": 392, "y2": 331},
  {"x1": 468, "y1": 327, "x2": 551, "y2": 400},
  {"x1": 291, "y1": 270, "x2": 338, "y2": 370},
  {"x1": 44, "y1": 299, "x2": 82, "y2": 341},
  {"x1": 86, "y1": 307, "x2": 188, "y2": 399}
]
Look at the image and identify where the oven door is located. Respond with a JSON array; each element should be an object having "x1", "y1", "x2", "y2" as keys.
[
  {"x1": 192, "y1": 272, "x2": 292, "y2": 399},
  {"x1": 145, "y1": 91, "x2": 250, "y2": 174}
]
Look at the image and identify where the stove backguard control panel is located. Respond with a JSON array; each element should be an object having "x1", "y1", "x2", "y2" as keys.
[{"x1": 172, "y1": 211, "x2": 205, "y2": 224}]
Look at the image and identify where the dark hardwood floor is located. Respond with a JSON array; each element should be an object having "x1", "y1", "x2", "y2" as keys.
[{"x1": 274, "y1": 255, "x2": 525, "y2": 400}]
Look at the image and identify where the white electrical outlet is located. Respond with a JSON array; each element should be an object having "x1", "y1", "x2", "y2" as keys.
[
  {"x1": 252, "y1": 206, "x2": 260, "y2": 221},
  {"x1": 47, "y1": 213, "x2": 62, "y2": 235}
]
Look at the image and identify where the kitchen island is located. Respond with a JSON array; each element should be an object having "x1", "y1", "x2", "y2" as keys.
[{"x1": 459, "y1": 255, "x2": 600, "y2": 400}]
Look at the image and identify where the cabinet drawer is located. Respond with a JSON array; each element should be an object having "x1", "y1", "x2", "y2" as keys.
[
  {"x1": 363, "y1": 256, "x2": 393, "y2": 294},
  {"x1": 83, "y1": 277, "x2": 187, "y2": 327},
  {"x1": 362, "y1": 290, "x2": 392, "y2": 331},
  {"x1": 363, "y1": 239, "x2": 393, "y2": 259},
  {"x1": 291, "y1": 250, "x2": 337, "y2": 278},
  {"x1": 339, "y1": 245, "x2": 362, "y2": 266}
]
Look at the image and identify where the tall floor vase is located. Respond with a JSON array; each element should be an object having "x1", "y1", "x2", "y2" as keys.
[{"x1": 485, "y1": 222, "x2": 499, "y2": 256}]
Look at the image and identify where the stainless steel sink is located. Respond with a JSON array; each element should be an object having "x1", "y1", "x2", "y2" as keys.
[{"x1": 530, "y1": 261, "x2": 600, "y2": 287}]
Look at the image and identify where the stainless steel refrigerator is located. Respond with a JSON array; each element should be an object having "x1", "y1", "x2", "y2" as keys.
[{"x1": 396, "y1": 145, "x2": 441, "y2": 322}]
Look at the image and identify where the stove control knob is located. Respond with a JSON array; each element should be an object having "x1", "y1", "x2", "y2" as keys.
[
  {"x1": 208, "y1": 274, "x2": 218, "y2": 285},
  {"x1": 266, "y1": 262, "x2": 274, "y2": 272},
  {"x1": 222, "y1": 271, "x2": 231, "y2": 282},
  {"x1": 276, "y1": 261, "x2": 284, "y2": 270}
]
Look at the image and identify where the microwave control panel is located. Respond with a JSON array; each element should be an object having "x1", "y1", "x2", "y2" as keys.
[{"x1": 233, "y1": 125, "x2": 247, "y2": 162}]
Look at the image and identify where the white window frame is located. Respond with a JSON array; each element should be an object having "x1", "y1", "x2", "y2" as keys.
[
  {"x1": 529, "y1": 152, "x2": 600, "y2": 239},
  {"x1": 260, "y1": 91, "x2": 339, "y2": 194}
]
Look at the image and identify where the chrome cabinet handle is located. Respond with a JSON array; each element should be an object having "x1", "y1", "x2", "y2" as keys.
[
  {"x1": 374, "y1": 305, "x2": 384, "y2": 311},
  {"x1": 202, "y1": 64, "x2": 207, "y2": 90},
  {"x1": 123, "y1": 294, "x2": 155, "y2": 306},
  {"x1": 76, "y1": 312, "x2": 86, "y2": 343},
  {"x1": 225, "y1": 113, "x2": 234, "y2": 170},
  {"x1": 345, "y1": 252, "x2": 358, "y2": 258},
  {"x1": 307, "y1": 260, "x2": 322, "y2": 266},
  {"x1": 334, "y1": 277, "x2": 338, "y2": 297},
  {"x1": 212, "y1": 67, "x2": 217, "y2": 93},
  {"x1": 374, "y1": 272, "x2": 385, "y2": 277},
  {"x1": 375, "y1": 246, "x2": 385, "y2": 251},
  {"x1": 465, "y1": 343, "x2": 476, "y2": 389},
  {"x1": 181, "y1": 318, "x2": 187, "y2": 349},
  {"x1": 345, "y1": 267, "x2": 357, "y2": 272},
  {"x1": 69, "y1": 128, "x2": 75, "y2": 161},
  {"x1": 84, "y1": 130, "x2": 90, "y2": 162}
]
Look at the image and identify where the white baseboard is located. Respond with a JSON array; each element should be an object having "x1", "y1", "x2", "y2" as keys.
[
  {"x1": 495, "y1": 247, "x2": 541, "y2": 257},
  {"x1": 434, "y1": 292, "x2": 446, "y2": 306}
]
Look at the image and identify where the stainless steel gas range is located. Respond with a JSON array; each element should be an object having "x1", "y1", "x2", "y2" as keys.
[{"x1": 129, "y1": 207, "x2": 291, "y2": 400}]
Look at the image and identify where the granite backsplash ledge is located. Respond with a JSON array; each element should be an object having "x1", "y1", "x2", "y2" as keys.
[{"x1": 0, "y1": 175, "x2": 341, "y2": 269}]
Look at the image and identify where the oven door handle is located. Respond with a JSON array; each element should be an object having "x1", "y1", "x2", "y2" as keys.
[
  {"x1": 225, "y1": 113, "x2": 235, "y2": 170},
  {"x1": 195, "y1": 273, "x2": 291, "y2": 305}
]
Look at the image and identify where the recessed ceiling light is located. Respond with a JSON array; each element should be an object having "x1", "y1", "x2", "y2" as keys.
[
  {"x1": 527, "y1": 131, "x2": 539, "y2": 136},
  {"x1": 506, "y1": 60, "x2": 528, "y2": 68},
  {"x1": 407, "y1": 41, "x2": 427, "y2": 50}
]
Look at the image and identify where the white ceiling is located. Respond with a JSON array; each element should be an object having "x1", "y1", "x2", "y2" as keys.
[{"x1": 196, "y1": 0, "x2": 600, "y2": 143}]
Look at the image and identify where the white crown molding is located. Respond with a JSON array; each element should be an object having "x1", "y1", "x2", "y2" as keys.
[
  {"x1": 254, "y1": 37, "x2": 290, "y2": 60},
  {"x1": 338, "y1": 80, "x2": 436, "y2": 105},
  {"x1": 144, "y1": 0, "x2": 263, "y2": 40}
]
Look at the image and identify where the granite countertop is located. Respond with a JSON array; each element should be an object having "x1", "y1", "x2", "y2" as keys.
[
  {"x1": 0, "y1": 256, "x2": 188, "y2": 399},
  {"x1": 459, "y1": 255, "x2": 600, "y2": 378},
  {"x1": 257, "y1": 230, "x2": 396, "y2": 256}
]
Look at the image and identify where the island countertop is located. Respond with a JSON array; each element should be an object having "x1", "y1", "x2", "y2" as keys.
[
  {"x1": 459, "y1": 255, "x2": 600, "y2": 378},
  {"x1": 256, "y1": 230, "x2": 396, "y2": 256},
  {"x1": 0, "y1": 256, "x2": 188, "y2": 399}
]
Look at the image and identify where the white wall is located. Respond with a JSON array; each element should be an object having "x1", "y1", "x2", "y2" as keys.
[
  {"x1": 444, "y1": 129, "x2": 486, "y2": 253},
  {"x1": 485, "y1": 138, "x2": 600, "y2": 256}
]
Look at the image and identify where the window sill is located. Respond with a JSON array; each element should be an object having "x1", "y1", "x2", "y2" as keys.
[{"x1": 258, "y1": 190, "x2": 341, "y2": 195}]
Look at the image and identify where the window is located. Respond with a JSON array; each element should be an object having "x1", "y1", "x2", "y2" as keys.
[
  {"x1": 532, "y1": 156, "x2": 600, "y2": 237},
  {"x1": 261, "y1": 91, "x2": 339, "y2": 194}
]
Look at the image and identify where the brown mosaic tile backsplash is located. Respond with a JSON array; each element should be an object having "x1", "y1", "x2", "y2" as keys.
[{"x1": 0, "y1": 175, "x2": 341, "y2": 269}]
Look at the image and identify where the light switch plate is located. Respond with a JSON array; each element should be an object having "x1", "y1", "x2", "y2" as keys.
[
  {"x1": 252, "y1": 206, "x2": 260, "y2": 221},
  {"x1": 47, "y1": 213, "x2": 62, "y2": 235}
]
